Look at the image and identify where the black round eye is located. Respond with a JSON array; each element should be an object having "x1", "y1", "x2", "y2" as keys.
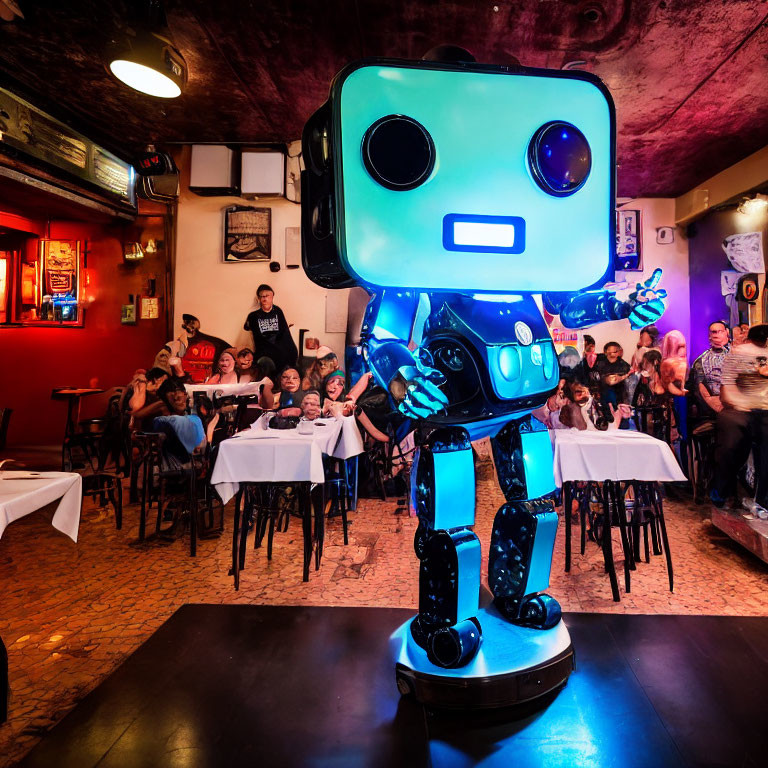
[
  {"x1": 362, "y1": 115, "x2": 435, "y2": 191},
  {"x1": 528, "y1": 121, "x2": 591, "y2": 197}
]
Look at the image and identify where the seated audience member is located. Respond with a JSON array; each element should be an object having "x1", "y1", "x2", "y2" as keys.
[
  {"x1": 574, "y1": 334, "x2": 600, "y2": 390},
  {"x1": 153, "y1": 342, "x2": 187, "y2": 379},
  {"x1": 322, "y1": 370, "x2": 354, "y2": 417},
  {"x1": 302, "y1": 345, "x2": 340, "y2": 391},
  {"x1": 321, "y1": 370, "x2": 390, "y2": 441},
  {"x1": 711, "y1": 324, "x2": 768, "y2": 510},
  {"x1": 558, "y1": 346, "x2": 580, "y2": 372},
  {"x1": 630, "y1": 325, "x2": 660, "y2": 366},
  {"x1": 206, "y1": 348, "x2": 239, "y2": 384},
  {"x1": 632, "y1": 350, "x2": 665, "y2": 407},
  {"x1": 689, "y1": 320, "x2": 730, "y2": 418},
  {"x1": 300, "y1": 390, "x2": 323, "y2": 421},
  {"x1": 261, "y1": 366, "x2": 304, "y2": 415},
  {"x1": 595, "y1": 341, "x2": 631, "y2": 411},
  {"x1": 627, "y1": 324, "x2": 660, "y2": 402},
  {"x1": 243, "y1": 284, "x2": 298, "y2": 373},
  {"x1": 532, "y1": 378, "x2": 569, "y2": 429},
  {"x1": 236, "y1": 348, "x2": 257, "y2": 381},
  {"x1": 256, "y1": 355, "x2": 277, "y2": 385},
  {"x1": 152, "y1": 379, "x2": 206, "y2": 467},
  {"x1": 127, "y1": 367, "x2": 172, "y2": 430},
  {"x1": 559, "y1": 382, "x2": 631, "y2": 431},
  {"x1": 660, "y1": 330, "x2": 689, "y2": 396}
]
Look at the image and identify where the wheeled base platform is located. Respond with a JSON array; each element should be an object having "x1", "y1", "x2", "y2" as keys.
[{"x1": 391, "y1": 603, "x2": 574, "y2": 709}]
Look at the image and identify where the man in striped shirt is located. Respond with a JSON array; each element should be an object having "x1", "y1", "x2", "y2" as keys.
[{"x1": 711, "y1": 324, "x2": 768, "y2": 510}]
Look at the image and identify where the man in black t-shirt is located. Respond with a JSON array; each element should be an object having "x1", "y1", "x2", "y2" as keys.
[
  {"x1": 594, "y1": 341, "x2": 631, "y2": 412},
  {"x1": 243, "y1": 284, "x2": 298, "y2": 372}
]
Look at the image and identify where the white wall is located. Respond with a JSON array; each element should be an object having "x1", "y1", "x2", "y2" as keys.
[
  {"x1": 562, "y1": 197, "x2": 690, "y2": 356},
  {"x1": 173, "y1": 147, "x2": 349, "y2": 362}
]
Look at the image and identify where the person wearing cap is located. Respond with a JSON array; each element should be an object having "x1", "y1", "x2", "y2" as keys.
[
  {"x1": 243, "y1": 284, "x2": 298, "y2": 373},
  {"x1": 302, "y1": 345, "x2": 339, "y2": 391}
]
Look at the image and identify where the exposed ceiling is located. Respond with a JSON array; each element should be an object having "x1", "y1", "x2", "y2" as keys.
[{"x1": 0, "y1": 0, "x2": 766, "y2": 198}]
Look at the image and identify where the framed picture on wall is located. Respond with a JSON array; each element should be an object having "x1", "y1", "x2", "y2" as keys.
[
  {"x1": 223, "y1": 205, "x2": 271, "y2": 262},
  {"x1": 615, "y1": 209, "x2": 642, "y2": 271}
]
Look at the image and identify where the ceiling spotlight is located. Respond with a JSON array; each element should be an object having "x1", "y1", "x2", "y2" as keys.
[
  {"x1": 108, "y1": 0, "x2": 187, "y2": 98},
  {"x1": 737, "y1": 193, "x2": 768, "y2": 215}
]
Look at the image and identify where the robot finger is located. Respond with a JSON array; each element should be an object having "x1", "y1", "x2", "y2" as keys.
[
  {"x1": 420, "y1": 378, "x2": 449, "y2": 405},
  {"x1": 408, "y1": 386, "x2": 444, "y2": 414},
  {"x1": 402, "y1": 394, "x2": 433, "y2": 419},
  {"x1": 643, "y1": 268, "x2": 663, "y2": 290}
]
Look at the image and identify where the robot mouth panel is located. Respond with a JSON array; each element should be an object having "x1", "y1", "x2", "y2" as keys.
[{"x1": 442, "y1": 214, "x2": 526, "y2": 254}]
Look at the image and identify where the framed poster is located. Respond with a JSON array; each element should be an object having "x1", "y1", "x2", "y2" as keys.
[
  {"x1": 140, "y1": 296, "x2": 160, "y2": 319},
  {"x1": 615, "y1": 209, "x2": 641, "y2": 271},
  {"x1": 224, "y1": 205, "x2": 271, "y2": 262}
]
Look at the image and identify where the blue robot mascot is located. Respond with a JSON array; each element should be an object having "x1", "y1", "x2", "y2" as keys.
[{"x1": 301, "y1": 49, "x2": 666, "y2": 708}]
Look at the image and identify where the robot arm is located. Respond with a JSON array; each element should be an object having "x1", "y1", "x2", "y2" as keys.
[
  {"x1": 362, "y1": 290, "x2": 448, "y2": 418},
  {"x1": 543, "y1": 268, "x2": 667, "y2": 330}
]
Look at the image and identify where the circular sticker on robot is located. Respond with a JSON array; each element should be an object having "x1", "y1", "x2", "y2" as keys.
[{"x1": 514, "y1": 321, "x2": 533, "y2": 346}]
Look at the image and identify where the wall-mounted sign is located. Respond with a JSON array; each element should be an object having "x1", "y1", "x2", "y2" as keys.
[
  {"x1": 140, "y1": 296, "x2": 160, "y2": 319},
  {"x1": 224, "y1": 205, "x2": 271, "y2": 262}
]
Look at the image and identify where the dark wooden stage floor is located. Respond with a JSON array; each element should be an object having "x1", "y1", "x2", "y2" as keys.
[{"x1": 17, "y1": 606, "x2": 768, "y2": 768}]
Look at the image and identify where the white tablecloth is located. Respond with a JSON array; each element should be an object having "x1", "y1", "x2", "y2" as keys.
[
  {"x1": 551, "y1": 429, "x2": 687, "y2": 486},
  {"x1": 210, "y1": 416, "x2": 365, "y2": 504},
  {"x1": 0, "y1": 471, "x2": 83, "y2": 542}
]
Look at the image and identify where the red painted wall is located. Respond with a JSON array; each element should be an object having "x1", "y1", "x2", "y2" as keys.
[{"x1": 0, "y1": 218, "x2": 169, "y2": 446}]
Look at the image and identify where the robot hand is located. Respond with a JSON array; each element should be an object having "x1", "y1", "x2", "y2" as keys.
[
  {"x1": 391, "y1": 361, "x2": 448, "y2": 418},
  {"x1": 624, "y1": 268, "x2": 668, "y2": 330}
]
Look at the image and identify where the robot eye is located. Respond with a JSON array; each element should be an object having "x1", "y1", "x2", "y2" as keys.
[
  {"x1": 528, "y1": 121, "x2": 591, "y2": 197},
  {"x1": 362, "y1": 115, "x2": 435, "y2": 191}
]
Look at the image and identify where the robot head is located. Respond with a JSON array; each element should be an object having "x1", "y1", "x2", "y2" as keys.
[{"x1": 302, "y1": 59, "x2": 615, "y2": 293}]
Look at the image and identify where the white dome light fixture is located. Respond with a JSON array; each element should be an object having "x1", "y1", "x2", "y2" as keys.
[{"x1": 108, "y1": 1, "x2": 187, "y2": 98}]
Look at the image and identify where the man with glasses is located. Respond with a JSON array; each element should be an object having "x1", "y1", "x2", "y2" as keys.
[{"x1": 690, "y1": 320, "x2": 730, "y2": 418}]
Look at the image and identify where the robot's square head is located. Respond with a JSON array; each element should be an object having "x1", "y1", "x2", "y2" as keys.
[{"x1": 302, "y1": 60, "x2": 615, "y2": 293}]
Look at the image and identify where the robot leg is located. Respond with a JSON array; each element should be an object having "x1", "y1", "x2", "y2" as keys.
[
  {"x1": 489, "y1": 416, "x2": 562, "y2": 629},
  {"x1": 411, "y1": 426, "x2": 482, "y2": 668}
]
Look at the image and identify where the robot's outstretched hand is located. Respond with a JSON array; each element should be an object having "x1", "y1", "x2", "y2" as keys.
[
  {"x1": 625, "y1": 268, "x2": 668, "y2": 330},
  {"x1": 391, "y1": 362, "x2": 448, "y2": 419}
]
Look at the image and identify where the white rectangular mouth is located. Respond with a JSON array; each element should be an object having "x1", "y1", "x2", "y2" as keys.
[{"x1": 452, "y1": 221, "x2": 516, "y2": 248}]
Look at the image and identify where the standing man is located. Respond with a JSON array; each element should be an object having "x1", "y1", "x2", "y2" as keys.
[
  {"x1": 243, "y1": 284, "x2": 298, "y2": 372},
  {"x1": 711, "y1": 324, "x2": 768, "y2": 510},
  {"x1": 689, "y1": 320, "x2": 730, "y2": 418}
]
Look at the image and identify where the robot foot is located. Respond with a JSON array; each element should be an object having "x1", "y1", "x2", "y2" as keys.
[
  {"x1": 410, "y1": 615, "x2": 482, "y2": 669},
  {"x1": 494, "y1": 594, "x2": 562, "y2": 630}
]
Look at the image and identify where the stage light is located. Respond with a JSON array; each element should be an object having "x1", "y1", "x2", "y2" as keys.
[
  {"x1": 108, "y1": 1, "x2": 186, "y2": 98},
  {"x1": 737, "y1": 194, "x2": 768, "y2": 215}
]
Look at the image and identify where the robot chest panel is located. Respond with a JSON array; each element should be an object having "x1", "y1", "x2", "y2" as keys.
[{"x1": 423, "y1": 295, "x2": 559, "y2": 413}]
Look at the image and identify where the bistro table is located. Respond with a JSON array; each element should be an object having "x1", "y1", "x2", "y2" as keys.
[
  {"x1": 0, "y1": 470, "x2": 83, "y2": 723},
  {"x1": 210, "y1": 416, "x2": 365, "y2": 584},
  {"x1": 51, "y1": 388, "x2": 104, "y2": 471},
  {"x1": 552, "y1": 429, "x2": 686, "y2": 601}
]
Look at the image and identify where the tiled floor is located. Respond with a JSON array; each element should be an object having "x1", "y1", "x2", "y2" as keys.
[{"x1": 1, "y1": 452, "x2": 767, "y2": 766}]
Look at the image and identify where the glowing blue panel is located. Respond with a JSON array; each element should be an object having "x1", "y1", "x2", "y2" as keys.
[
  {"x1": 520, "y1": 430, "x2": 556, "y2": 500},
  {"x1": 523, "y1": 508, "x2": 557, "y2": 595},
  {"x1": 442, "y1": 214, "x2": 525, "y2": 254},
  {"x1": 433, "y1": 449, "x2": 475, "y2": 530},
  {"x1": 337, "y1": 64, "x2": 613, "y2": 292}
]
